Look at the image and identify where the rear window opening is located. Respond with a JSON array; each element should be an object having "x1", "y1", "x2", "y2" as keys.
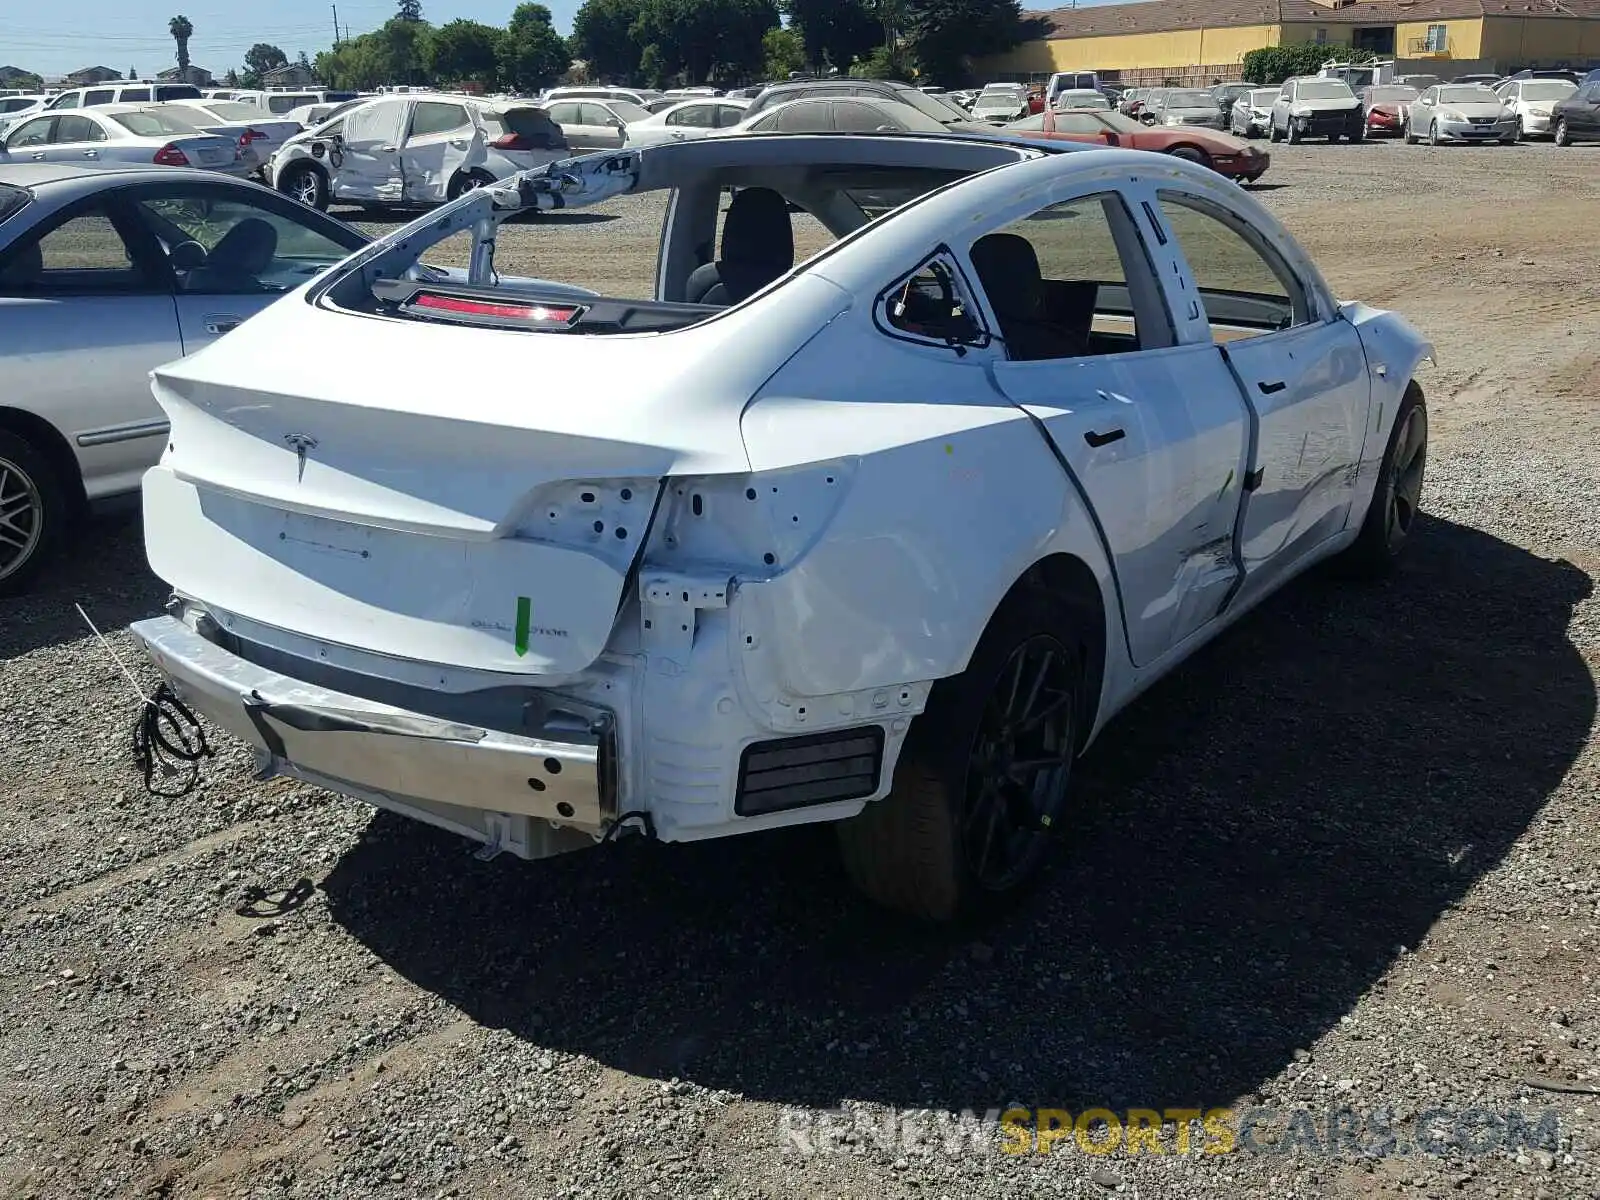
[
  {"x1": 331, "y1": 155, "x2": 986, "y2": 337},
  {"x1": 484, "y1": 107, "x2": 568, "y2": 152}
]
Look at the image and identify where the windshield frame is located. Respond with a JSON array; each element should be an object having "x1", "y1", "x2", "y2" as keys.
[
  {"x1": 1518, "y1": 80, "x2": 1576, "y2": 100},
  {"x1": 1161, "y1": 90, "x2": 1215, "y2": 107},
  {"x1": 1365, "y1": 86, "x2": 1419, "y2": 103},
  {"x1": 1297, "y1": 81, "x2": 1357, "y2": 100},
  {"x1": 109, "y1": 109, "x2": 204, "y2": 137},
  {"x1": 1438, "y1": 85, "x2": 1501, "y2": 104}
]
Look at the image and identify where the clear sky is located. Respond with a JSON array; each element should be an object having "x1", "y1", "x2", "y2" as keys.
[{"x1": 0, "y1": 0, "x2": 1133, "y2": 78}]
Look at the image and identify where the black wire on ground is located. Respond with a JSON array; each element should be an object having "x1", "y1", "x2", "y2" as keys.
[
  {"x1": 600, "y1": 810, "x2": 657, "y2": 845},
  {"x1": 132, "y1": 682, "x2": 214, "y2": 798}
]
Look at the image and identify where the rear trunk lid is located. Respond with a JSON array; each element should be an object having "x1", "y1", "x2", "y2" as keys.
[
  {"x1": 172, "y1": 134, "x2": 238, "y2": 169},
  {"x1": 143, "y1": 272, "x2": 850, "y2": 676}
]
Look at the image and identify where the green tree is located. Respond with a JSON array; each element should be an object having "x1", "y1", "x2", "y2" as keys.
[
  {"x1": 499, "y1": 4, "x2": 571, "y2": 92},
  {"x1": 1241, "y1": 41, "x2": 1372, "y2": 85},
  {"x1": 242, "y1": 42, "x2": 287, "y2": 87},
  {"x1": 128, "y1": 64, "x2": 138, "y2": 81},
  {"x1": 380, "y1": 16, "x2": 433, "y2": 84},
  {"x1": 901, "y1": 0, "x2": 1045, "y2": 86},
  {"x1": 782, "y1": 0, "x2": 877, "y2": 74},
  {"x1": 169, "y1": 15, "x2": 194, "y2": 82},
  {"x1": 224, "y1": 67, "x2": 239, "y2": 87},
  {"x1": 428, "y1": 18, "x2": 501, "y2": 86},
  {"x1": 849, "y1": 43, "x2": 910, "y2": 80},
  {"x1": 762, "y1": 27, "x2": 804, "y2": 79},
  {"x1": 570, "y1": 0, "x2": 647, "y2": 81},
  {"x1": 631, "y1": 0, "x2": 777, "y2": 85},
  {"x1": 396, "y1": 0, "x2": 424, "y2": 21}
]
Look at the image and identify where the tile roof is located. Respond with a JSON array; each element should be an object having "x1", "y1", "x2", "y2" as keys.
[{"x1": 1038, "y1": 0, "x2": 1600, "y2": 39}]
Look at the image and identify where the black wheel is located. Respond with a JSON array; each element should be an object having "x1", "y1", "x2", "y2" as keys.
[
  {"x1": 0, "y1": 430, "x2": 67, "y2": 597},
  {"x1": 1348, "y1": 122, "x2": 1364, "y2": 143},
  {"x1": 1339, "y1": 384, "x2": 1428, "y2": 577},
  {"x1": 447, "y1": 169, "x2": 495, "y2": 201},
  {"x1": 1169, "y1": 145, "x2": 1211, "y2": 168},
  {"x1": 280, "y1": 163, "x2": 329, "y2": 211},
  {"x1": 1428, "y1": 119, "x2": 1441, "y2": 147},
  {"x1": 837, "y1": 594, "x2": 1083, "y2": 920},
  {"x1": 1554, "y1": 118, "x2": 1571, "y2": 147},
  {"x1": 1269, "y1": 120, "x2": 1282, "y2": 143},
  {"x1": 1287, "y1": 121, "x2": 1302, "y2": 144},
  {"x1": 1516, "y1": 117, "x2": 1527, "y2": 142}
]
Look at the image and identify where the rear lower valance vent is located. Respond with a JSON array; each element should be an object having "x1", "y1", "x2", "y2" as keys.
[{"x1": 735, "y1": 726, "x2": 885, "y2": 817}]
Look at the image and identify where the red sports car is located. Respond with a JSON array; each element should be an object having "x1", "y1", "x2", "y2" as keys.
[{"x1": 1007, "y1": 107, "x2": 1272, "y2": 183}]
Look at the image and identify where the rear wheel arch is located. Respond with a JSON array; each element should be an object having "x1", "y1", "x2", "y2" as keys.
[
  {"x1": 0, "y1": 407, "x2": 85, "y2": 513},
  {"x1": 934, "y1": 552, "x2": 1109, "y2": 755},
  {"x1": 1167, "y1": 143, "x2": 1212, "y2": 166}
]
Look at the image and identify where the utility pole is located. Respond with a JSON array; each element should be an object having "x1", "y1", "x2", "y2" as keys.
[{"x1": 332, "y1": 4, "x2": 340, "y2": 47}]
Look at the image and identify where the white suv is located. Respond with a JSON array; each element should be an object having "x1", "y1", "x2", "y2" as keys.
[
  {"x1": 46, "y1": 82, "x2": 204, "y2": 109},
  {"x1": 267, "y1": 94, "x2": 569, "y2": 210}
]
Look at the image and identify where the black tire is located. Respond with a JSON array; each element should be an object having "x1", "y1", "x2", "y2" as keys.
[
  {"x1": 447, "y1": 169, "x2": 495, "y2": 201},
  {"x1": 1287, "y1": 121, "x2": 1302, "y2": 144},
  {"x1": 837, "y1": 592, "x2": 1085, "y2": 921},
  {"x1": 1338, "y1": 384, "x2": 1428, "y2": 578},
  {"x1": 1554, "y1": 118, "x2": 1571, "y2": 147},
  {"x1": 1348, "y1": 122, "x2": 1364, "y2": 143},
  {"x1": 1269, "y1": 120, "x2": 1282, "y2": 143},
  {"x1": 1169, "y1": 145, "x2": 1211, "y2": 168},
  {"x1": 1428, "y1": 119, "x2": 1442, "y2": 147},
  {"x1": 0, "y1": 429, "x2": 67, "y2": 597},
  {"x1": 280, "y1": 162, "x2": 329, "y2": 211}
]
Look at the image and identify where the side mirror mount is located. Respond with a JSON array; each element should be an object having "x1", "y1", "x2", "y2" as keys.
[{"x1": 1103, "y1": 131, "x2": 1120, "y2": 146}]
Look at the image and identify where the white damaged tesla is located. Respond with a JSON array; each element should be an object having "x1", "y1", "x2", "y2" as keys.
[{"x1": 131, "y1": 134, "x2": 1434, "y2": 919}]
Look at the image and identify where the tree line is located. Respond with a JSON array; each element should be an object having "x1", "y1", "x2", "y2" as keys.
[{"x1": 298, "y1": 0, "x2": 1043, "y2": 93}]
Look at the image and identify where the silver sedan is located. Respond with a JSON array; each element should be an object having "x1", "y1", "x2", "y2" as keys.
[{"x1": 0, "y1": 163, "x2": 368, "y2": 593}]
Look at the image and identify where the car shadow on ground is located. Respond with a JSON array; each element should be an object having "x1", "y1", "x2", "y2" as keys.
[
  {"x1": 317, "y1": 512, "x2": 1591, "y2": 1111},
  {"x1": 0, "y1": 511, "x2": 167, "y2": 661}
]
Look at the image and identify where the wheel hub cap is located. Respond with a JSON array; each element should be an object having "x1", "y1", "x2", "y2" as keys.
[
  {"x1": 1385, "y1": 407, "x2": 1428, "y2": 547},
  {"x1": 963, "y1": 634, "x2": 1077, "y2": 892},
  {"x1": 0, "y1": 458, "x2": 43, "y2": 580}
]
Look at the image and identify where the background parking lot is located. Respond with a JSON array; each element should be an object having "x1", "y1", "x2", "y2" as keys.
[{"x1": 2, "y1": 139, "x2": 1598, "y2": 1200}]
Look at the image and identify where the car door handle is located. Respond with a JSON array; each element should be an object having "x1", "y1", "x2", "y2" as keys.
[
  {"x1": 83, "y1": 149, "x2": 98, "y2": 158},
  {"x1": 379, "y1": 144, "x2": 397, "y2": 152},
  {"x1": 449, "y1": 138, "x2": 466, "y2": 148},
  {"x1": 203, "y1": 315, "x2": 243, "y2": 335},
  {"x1": 1257, "y1": 379, "x2": 1287, "y2": 394},
  {"x1": 1084, "y1": 428, "x2": 1126, "y2": 448},
  {"x1": 29, "y1": 151, "x2": 44, "y2": 160}
]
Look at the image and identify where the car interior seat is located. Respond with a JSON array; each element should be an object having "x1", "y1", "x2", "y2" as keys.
[
  {"x1": 969, "y1": 232, "x2": 1093, "y2": 362},
  {"x1": 183, "y1": 218, "x2": 279, "y2": 292},
  {"x1": 684, "y1": 186, "x2": 794, "y2": 306},
  {"x1": 0, "y1": 240, "x2": 44, "y2": 290}
]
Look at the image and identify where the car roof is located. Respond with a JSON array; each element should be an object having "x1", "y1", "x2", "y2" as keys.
[{"x1": 0, "y1": 162, "x2": 191, "y2": 187}]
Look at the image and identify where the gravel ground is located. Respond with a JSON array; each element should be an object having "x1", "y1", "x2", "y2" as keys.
[{"x1": 2, "y1": 139, "x2": 1598, "y2": 1200}]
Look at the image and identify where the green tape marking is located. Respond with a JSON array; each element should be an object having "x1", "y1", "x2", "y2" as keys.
[{"x1": 514, "y1": 596, "x2": 531, "y2": 657}]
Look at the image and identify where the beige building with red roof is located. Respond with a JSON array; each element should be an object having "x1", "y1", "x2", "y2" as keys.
[{"x1": 980, "y1": 0, "x2": 1600, "y2": 86}]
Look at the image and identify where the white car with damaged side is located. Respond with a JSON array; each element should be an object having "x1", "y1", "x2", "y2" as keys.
[
  {"x1": 268, "y1": 94, "x2": 568, "y2": 210},
  {"x1": 131, "y1": 135, "x2": 1434, "y2": 920}
]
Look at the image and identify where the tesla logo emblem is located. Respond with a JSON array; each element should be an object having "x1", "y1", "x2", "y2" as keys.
[{"x1": 283, "y1": 433, "x2": 318, "y2": 481}]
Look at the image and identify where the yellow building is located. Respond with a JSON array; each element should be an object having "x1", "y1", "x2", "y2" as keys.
[{"x1": 980, "y1": 0, "x2": 1600, "y2": 87}]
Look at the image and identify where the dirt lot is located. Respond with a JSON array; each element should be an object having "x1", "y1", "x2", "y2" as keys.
[{"x1": 2, "y1": 139, "x2": 1598, "y2": 1200}]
